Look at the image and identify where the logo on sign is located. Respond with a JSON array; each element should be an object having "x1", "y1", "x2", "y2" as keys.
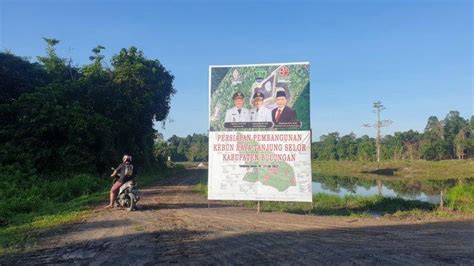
[
  {"x1": 231, "y1": 69, "x2": 242, "y2": 85},
  {"x1": 255, "y1": 68, "x2": 267, "y2": 82},
  {"x1": 277, "y1": 66, "x2": 290, "y2": 82},
  {"x1": 279, "y1": 66, "x2": 289, "y2": 77}
]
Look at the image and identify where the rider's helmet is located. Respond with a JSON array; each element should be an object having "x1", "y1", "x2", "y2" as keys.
[{"x1": 123, "y1": 154, "x2": 132, "y2": 163}]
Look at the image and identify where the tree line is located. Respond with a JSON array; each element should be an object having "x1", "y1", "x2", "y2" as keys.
[
  {"x1": 154, "y1": 133, "x2": 208, "y2": 162},
  {"x1": 312, "y1": 111, "x2": 473, "y2": 161},
  {"x1": 0, "y1": 38, "x2": 175, "y2": 176},
  {"x1": 156, "y1": 111, "x2": 473, "y2": 162}
]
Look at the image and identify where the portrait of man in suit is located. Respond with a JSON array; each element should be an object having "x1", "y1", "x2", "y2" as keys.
[{"x1": 272, "y1": 90, "x2": 297, "y2": 123}]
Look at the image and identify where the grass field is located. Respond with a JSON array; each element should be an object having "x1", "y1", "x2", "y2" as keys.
[
  {"x1": 0, "y1": 165, "x2": 185, "y2": 252},
  {"x1": 312, "y1": 160, "x2": 474, "y2": 180}
]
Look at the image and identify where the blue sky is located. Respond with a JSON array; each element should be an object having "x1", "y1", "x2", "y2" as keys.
[{"x1": 1, "y1": 0, "x2": 472, "y2": 140}]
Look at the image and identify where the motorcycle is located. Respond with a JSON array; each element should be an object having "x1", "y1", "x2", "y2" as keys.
[{"x1": 111, "y1": 167, "x2": 140, "y2": 211}]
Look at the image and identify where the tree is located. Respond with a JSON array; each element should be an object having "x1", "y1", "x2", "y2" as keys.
[
  {"x1": 363, "y1": 101, "x2": 392, "y2": 162},
  {"x1": 311, "y1": 141, "x2": 323, "y2": 160},
  {"x1": 468, "y1": 116, "x2": 474, "y2": 158},
  {"x1": 396, "y1": 130, "x2": 422, "y2": 160},
  {"x1": 336, "y1": 133, "x2": 357, "y2": 160},
  {"x1": 159, "y1": 134, "x2": 208, "y2": 162},
  {"x1": 357, "y1": 135, "x2": 375, "y2": 161},
  {"x1": 2, "y1": 82, "x2": 115, "y2": 173},
  {"x1": 37, "y1": 37, "x2": 75, "y2": 81},
  {"x1": 0, "y1": 53, "x2": 49, "y2": 103},
  {"x1": 0, "y1": 40, "x2": 175, "y2": 174},
  {"x1": 454, "y1": 128, "x2": 468, "y2": 159},
  {"x1": 381, "y1": 135, "x2": 403, "y2": 160},
  {"x1": 153, "y1": 141, "x2": 171, "y2": 164},
  {"x1": 420, "y1": 139, "x2": 446, "y2": 161},
  {"x1": 319, "y1": 132, "x2": 339, "y2": 160},
  {"x1": 443, "y1": 111, "x2": 468, "y2": 158},
  {"x1": 186, "y1": 142, "x2": 201, "y2": 162},
  {"x1": 82, "y1": 45, "x2": 107, "y2": 78},
  {"x1": 421, "y1": 116, "x2": 446, "y2": 160},
  {"x1": 424, "y1": 116, "x2": 444, "y2": 139},
  {"x1": 109, "y1": 47, "x2": 176, "y2": 167}
]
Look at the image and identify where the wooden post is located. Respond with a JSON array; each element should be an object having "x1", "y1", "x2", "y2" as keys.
[
  {"x1": 377, "y1": 179, "x2": 383, "y2": 196},
  {"x1": 257, "y1": 201, "x2": 260, "y2": 214},
  {"x1": 440, "y1": 190, "x2": 444, "y2": 209}
]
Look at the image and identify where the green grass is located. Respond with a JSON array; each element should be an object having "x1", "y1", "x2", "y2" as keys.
[
  {"x1": 446, "y1": 183, "x2": 474, "y2": 212},
  {"x1": 192, "y1": 181, "x2": 474, "y2": 219},
  {"x1": 0, "y1": 172, "x2": 108, "y2": 228},
  {"x1": 239, "y1": 194, "x2": 435, "y2": 217},
  {"x1": 261, "y1": 194, "x2": 437, "y2": 217},
  {"x1": 192, "y1": 182, "x2": 208, "y2": 196},
  {"x1": 312, "y1": 160, "x2": 474, "y2": 180},
  {"x1": 0, "y1": 164, "x2": 185, "y2": 253},
  {"x1": 0, "y1": 196, "x2": 102, "y2": 254}
]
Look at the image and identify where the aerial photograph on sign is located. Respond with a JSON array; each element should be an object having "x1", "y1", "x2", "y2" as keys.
[{"x1": 209, "y1": 63, "x2": 310, "y2": 131}]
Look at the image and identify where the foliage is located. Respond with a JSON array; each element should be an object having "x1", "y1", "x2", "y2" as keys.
[
  {"x1": 0, "y1": 166, "x2": 107, "y2": 228},
  {"x1": 155, "y1": 133, "x2": 208, "y2": 162},
  {"x1": 192, "y1": 182, "x2": 208, "y2": 196},
  {"x1": 0, "y1": 53, "x2": 49, "y2": 103},
  {"x1": 446, "y1": 184, "x2": 474, "y2": 212},
  {"x1": 312, "y1": 111, "x2": 473, "y2": 161},
  {"x1": 155, "y1": 111, "x2": 472, "y2": 163},
  {"x1": 0, "y1": 39, "x2": 175, "y2": 174}
]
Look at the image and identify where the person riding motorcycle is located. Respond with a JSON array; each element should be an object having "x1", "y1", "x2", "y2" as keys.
[{"x1": 105, "y1": 154, "x2": 135, "y2": 208}]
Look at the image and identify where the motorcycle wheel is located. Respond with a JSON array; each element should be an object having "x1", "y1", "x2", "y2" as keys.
[{"x1": 127, "y1": 193, "x2": 136, "y2": 211}]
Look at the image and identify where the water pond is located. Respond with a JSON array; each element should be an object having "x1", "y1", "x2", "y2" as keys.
[{"x1": 312, "y1": 175, "x2": 474, "y2": 204}]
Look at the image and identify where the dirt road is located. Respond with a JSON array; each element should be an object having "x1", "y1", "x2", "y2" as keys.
[{"x1": 2, "y1": 168, "x2": 473, "y2": 265}]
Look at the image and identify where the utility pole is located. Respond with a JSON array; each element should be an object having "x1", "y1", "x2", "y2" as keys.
[{"x1": 363, "y1": 101, "x2": 393, "y2": 162}]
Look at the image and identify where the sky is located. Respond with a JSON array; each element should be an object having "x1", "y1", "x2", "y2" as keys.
[{"x1": 1, "y1": 0, "x2": 472, "y2": 141}]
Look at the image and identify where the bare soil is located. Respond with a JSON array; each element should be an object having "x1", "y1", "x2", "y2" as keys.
[{"x1": 2, "y1": 168, "x2": 473, "y2": 265}]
